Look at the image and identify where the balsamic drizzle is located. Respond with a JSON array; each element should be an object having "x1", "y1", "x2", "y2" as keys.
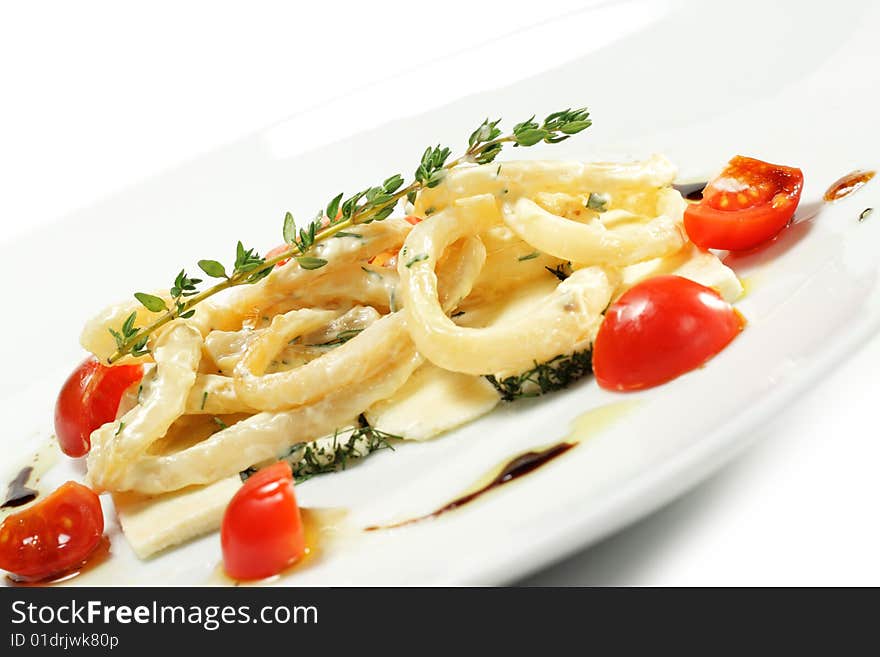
[
  {"x1": 365, "y1": 442, "x2": 574, "y2": 531},
  {"x1": 1, "y1": 466, "x2": 38, "y2": 509},
  {"x1": 673, "y1": 181, "x2": 707, "y2": 201},
  {"x1": 824, "y1": 170, "x2": 876, "y2": 202}
]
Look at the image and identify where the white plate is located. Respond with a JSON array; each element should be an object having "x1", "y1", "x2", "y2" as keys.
[{"x1": 2, "y1": 0, "x2": 880, "y2": 585}]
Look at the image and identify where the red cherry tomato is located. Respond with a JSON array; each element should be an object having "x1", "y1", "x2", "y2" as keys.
[
  {"x1": 593, "y1": 275, "x2": 744, "y2": 391},
  {"x1": 221, "y1": 462, "x2": 305, "y2": 580},
  {"x1": 404, "y1": 215, "x2": 423, "y2": 225},
  {"x1": 684, "y1": 155, "x2": 803, "y2": 251},
  {"x1": 265, "y1": 243, "x2": 291, "y2": 267},
  {"x1": 54, "y1": 357, "x2": 144, "y2": 457},
  {"x1": 0, "y1": 481, "x2": 104, "y2": 581}
]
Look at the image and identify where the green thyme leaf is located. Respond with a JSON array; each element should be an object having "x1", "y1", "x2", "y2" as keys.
[
  {"x1": 405, "y1": 253, "x2": 429, "y2": 268},
  {"x1": 296, "y1": 256, "x2": 328, "y2": 270},
  {"x1": 283, "y1": 211, "x2": 297, "y2": 244},
  {"x1": 198, "y1": 259, "x2": 228, "y2": 279},
  {"x1": 134, "y1": 293, "x2": 168, "y2": 313},
  {"x1": 325, "y1": 192, "x2": 344, "y2": 222}
]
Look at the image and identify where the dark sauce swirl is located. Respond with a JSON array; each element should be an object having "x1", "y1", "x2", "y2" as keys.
[
  {"x1": 366, "y1": 442, "x2": 574, "y2": 531},
  {"x1": 2, "y1": 467, "x2": 38, "y2": 509}
]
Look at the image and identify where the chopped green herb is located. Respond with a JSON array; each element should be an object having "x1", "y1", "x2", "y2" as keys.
[
  {"x1": 200, "y1": 391, "x2": 208, "y2": 410},
  {"x1": 518, "y1": 252, "x2": 540, "y2": 261},
  {"x1": 586, "y1": 192, "x2": 608, "y2": 212},
  {"x1": 485, "y1": 350, "x2": 593, "y2": 401},
  {"x1": 316, "y1": 328, "x2": 364, "y2": 347},
  {"x1": 545, "y1": 262, "x2": 572, "y2": 281},
  {"x1": 114, "y1": 422, "x2": 125, "y2": 436},
  {"x1": 406, "y1": 254, "x2": 429, "y2": 268},
  {"x1": 240, "y1": 417, "x2": 403, "y2": 484},
  {"x1": 859, "y1": 207, "x2": 874, "y2": 223},
  {"x1": 213, "y1": 417, "x2": 228, "y2": 430}
]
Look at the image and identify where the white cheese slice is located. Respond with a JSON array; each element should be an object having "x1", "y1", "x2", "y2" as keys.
[
  {"x1": 365, "y1": 362, "x2": 500, "y2": 441},
  {"x1": 113, "y1": 475, "x2": 241, "y2": 559},
  {"x1": 620, "y1": 242, "x2": 743, "y2": 303}
]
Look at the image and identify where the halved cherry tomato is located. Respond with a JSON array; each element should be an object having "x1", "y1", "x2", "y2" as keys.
[
  {"x1": 221, "y1": 461, "x2": 305, "y2": 580},
  {"x1": 54, "y1": 357, "x2": 144, "y2": 457},
  {"x1": 684, "y1": 155, "x2": 803, "y2": 251},
  {"x1": 593, "y1": 275, "x2": 744, "y2": 391},
  {"x1": 0, "y1": 481, "x2": 104, "y2": 581}
]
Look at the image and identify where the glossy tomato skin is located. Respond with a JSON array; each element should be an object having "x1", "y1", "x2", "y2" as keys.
[
  {"x1": 54, "y1": 357, "x2": 143, "y2": 457},
  {"x1": 593, "y1": 275, "x2": 743, "y2": 391},
  {"x1": 221, "y1": 461, "x2": 305, "y2": 581},
  {"x1": 0, "y1": 481, "x2": 104, "y2": 581},
  {"x1": 684, "y1": 155, "x2": 803, "y2": 251}
]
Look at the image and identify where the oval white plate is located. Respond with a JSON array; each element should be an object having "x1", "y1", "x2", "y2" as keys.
[{"x1": 2, "y1": 0, "x2": 879, "y2": 585}]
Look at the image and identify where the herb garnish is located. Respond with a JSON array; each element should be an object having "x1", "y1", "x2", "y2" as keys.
[
  {"x1": 315, "y1": 328, "x2": 364, "y2": 347},
  {"x1": 518, "y1": 252, "x2": 540, "y2": 261},
  {"x1": 405, "y1": 254, "x2": 429, "y2": 268},
  {"x1": 859, "y1": 207, "x2": 874, "y2": 223},
  {"x1": 240, "y1": 416, "x2": 402, "y2": 484},
  {"x1": 545, "y1": 262, "x2": 573, "y2": 281},
  {"x1": 485, "y1": 350, "x2": 593, "y2": 402},
  {"x1": 107, "y1": 108, "x2": 592, "y2": 362},
  {"x1": 586, "y1": 192, "x2": 608, "y2": 212}
]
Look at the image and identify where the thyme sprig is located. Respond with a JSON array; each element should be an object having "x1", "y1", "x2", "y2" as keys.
[
  {"x1": 239, "y1": 416, "x2": 402, "y2": 484},
  {"x1": 108, "y1": 108, "x2": 592, "y2": 363},
  {"x1": 485, "y1": 350, "x2": 593, "y2": 402}
]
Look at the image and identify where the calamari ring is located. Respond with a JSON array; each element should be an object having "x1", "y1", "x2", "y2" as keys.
[
  {"x1": 501, "y1": 195, "x2": 685, "y2": 266},
  {"x1": 115, "y1": 348, "x2": 423, "y2": 493},
  {"x1": 398, "y1": 195, "x2": 615, "y2": 375},
  {"x1": 87, "y1": 323, "x2": 202, "y2": 492},
  {"x1": 413, "y1": 155, "x2": 678, "y2": 217},
  {"x1": 185, "y1": 374, "x2": 258, "y2": 415},
  {"x1": 233, "y1": 310, "x2": 411, "y2": 413}
]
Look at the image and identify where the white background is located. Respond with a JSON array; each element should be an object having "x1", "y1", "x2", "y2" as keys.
[{"x1": 2, "y1": 1, "x2": 878, "y2": 585}]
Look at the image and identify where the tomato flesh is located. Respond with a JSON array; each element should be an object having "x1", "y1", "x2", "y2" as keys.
[
  {"x1": 593, "y1": 275, "x2": 744, "y2": 391},
  {"x1": 684, "y1": 155, "x2": 803, "y2": 251},
  {"x1": 221, "y1": 462, "x2": 305, "y2": 580},
  {"x1": 265, "y1": 243, "x2": 291, "y2": 267},
  {"x1": 0, "y1": 481, "x2": 104, "y2": 581},
  {"x1": 54, "y1": 357, "x2": 143, "y2": 458}
]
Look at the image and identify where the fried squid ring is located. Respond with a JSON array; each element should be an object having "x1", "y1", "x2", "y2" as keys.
[
  {"x1": 113, "y1": 347, "x2": 423, "y2": 493},
  {"x1": 232, "y1": 312, "x2": 410, "y2": 413},
  {"x1": 434, "y1": 235, "x2": 486, "y2": 312},
  {"x1": 413, "y1": 155, "x2": 678, "y2": 217},
  {"x1": 185, "y1": 374, "x2": 258, "y2": 415},
  {"x1": 501, "y1": 194, "x2": 685, "y2": 266},
  {"x1": 398, "y1": 196, "x2": 615, "y2": 375},
  {"x1": 87, "y1": 323, "x2": 202, "y2": 492},
  {"x1": 221, "y1": 218, "x2": 412, "y2": 325}
]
